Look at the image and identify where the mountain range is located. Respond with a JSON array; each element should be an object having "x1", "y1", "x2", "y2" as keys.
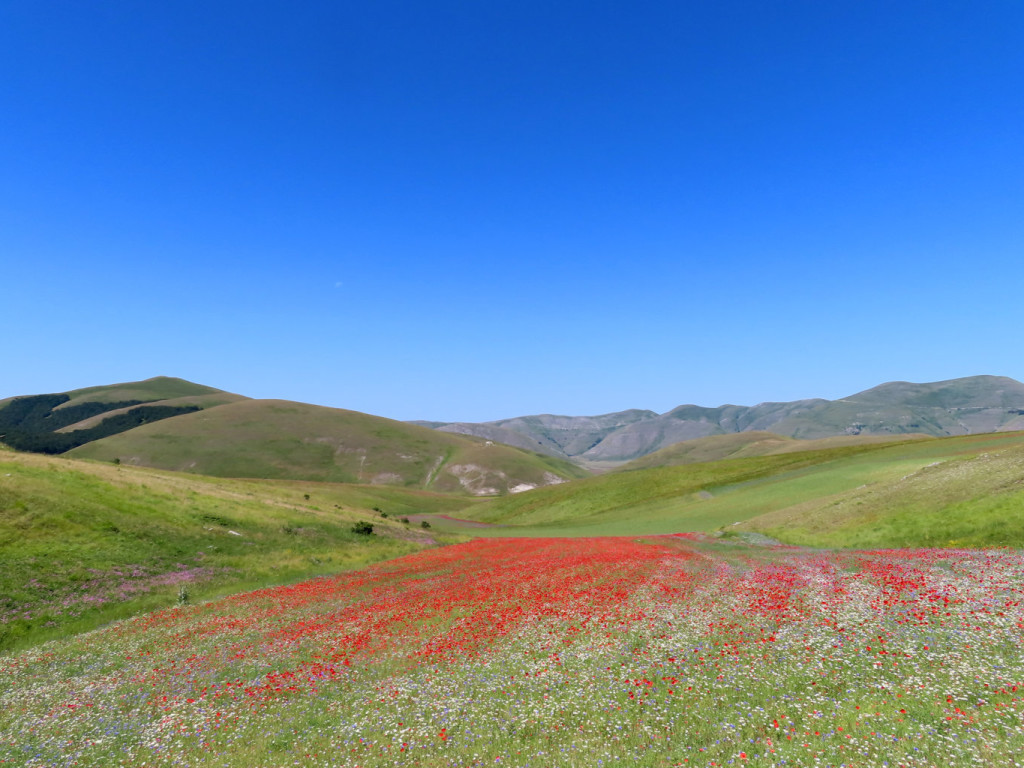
[{"x1": 416, "y1": 375, "x2": 1024, "y2": 466}]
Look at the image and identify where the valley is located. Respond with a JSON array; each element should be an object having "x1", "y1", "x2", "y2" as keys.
[{"x1": 3, "y1": 376, "x2": 1024, "y2": 766}]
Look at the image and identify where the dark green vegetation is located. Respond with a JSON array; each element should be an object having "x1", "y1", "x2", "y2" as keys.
[
  {"x1": 459, "y1": 430, "x2": 1024, "y2": 544},
  {"x1": 1, "y1": 395, "x2": 200, "y2": 454},
  {"x1": 0, "y1": 450, "x2": 473, "y2": 651},
  {"x1": 421, "y1": 375, "x2": 1024, "y2": 464},
  {"x1": 69, "y1": 399, "x2": 587, "y2": 493},
  {"x1": 0, "y1": 377, "x2": 245, "y2": 454}
]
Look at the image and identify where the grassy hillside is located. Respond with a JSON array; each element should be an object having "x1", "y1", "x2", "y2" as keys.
[
  {"x1": 68, "y1": 399, "x2": 588, "y2": 493},
  {"x1": 56, "y1": 392, "x2": 247, "y2": 432},
  {"x1": 0, "y1": 450, "x2": 474, "y2": 651},
  {"x1": 58, "y1": 376, "x2": 232, "y2": 407},
  {"x1": 737, "y1": 435, "x2": 1024, "y2": 549},
  {"x1": 0, "y1": 377, "x2": 247, "y2": 455},
  {"x1": 618, "y1": 431, "x2": 929, "y2": 470},
  {"x1": 461, "y1": 431, "x2": 1024, "y2": 541}
]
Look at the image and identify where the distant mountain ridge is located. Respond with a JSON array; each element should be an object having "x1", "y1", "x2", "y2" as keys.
[{"x1": 417, "y1": 376, "x2": 1024, "y2": 464}]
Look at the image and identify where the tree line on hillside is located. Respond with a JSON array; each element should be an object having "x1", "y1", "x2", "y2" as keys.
[
  {"x1": 0, "y1": 394, "x2": 200, "y2": 455},
  {"x1": 0, "y1": 394, "x2": 152, "y2": 433}
]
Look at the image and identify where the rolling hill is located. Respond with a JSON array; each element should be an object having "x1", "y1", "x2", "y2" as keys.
[
  {"x1": 2, "y1": 378, "x2": 586, "y2": 494},
  {"x1": 616, "y1": 430, "x2": 930, "y2": 471},
  {"x1": 67, "y1": 398, "x2": 587, "y2": 493},
  {"x1": 0, "y1": 377, "x2": 247, "y2": 454},
  {"x1": 455, "y1": 429, "x2": 1024, "y2": 545},
  {"x1": 418, "y1": 375, "x2": 1024, "y2": 464}
]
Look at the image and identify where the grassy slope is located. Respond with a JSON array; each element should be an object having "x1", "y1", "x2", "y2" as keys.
[
  {"x1": 618, "y1": 431, "x2": 929, "y2": 470},
  {"x1": 68, "y1": 399, "x2": 587, "y2": 493},
  {"x1": 737, "y1": 435, "x2": 1024, "y2": 549},
  {"x1": 56, "y1": 392, "x2": 248, "y2": 432},
  {"x1": 57, "y1": 376, "x2": 229, "y2": 407},
  {"x1": 462, "y1": 431, "x2": 1024, "y2": 541},
  {"x1": 0, "y1": 450, "x2": 474, "y2": 651}
]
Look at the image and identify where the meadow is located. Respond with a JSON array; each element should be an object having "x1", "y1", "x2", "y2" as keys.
[
  {"x1": 3, "y1": 535, "x2": 1023, "y2": 767},
  {"x1": 4, "y1": 430, "x2": 1024, "y2": 766},
  {"x1": 0, "y1": 451, "x2": 471, "y2": 651}
]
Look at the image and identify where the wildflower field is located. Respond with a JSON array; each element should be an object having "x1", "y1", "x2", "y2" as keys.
[{"x1": 2, "y1": 536, "x2": 1024, "y2": 767}]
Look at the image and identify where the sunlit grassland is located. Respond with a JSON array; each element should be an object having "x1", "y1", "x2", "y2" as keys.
[
  {"x1": 67, "y1": 399, "x2": 587, "y2": 491},
  {"x1": 616, "y1": 430, "x2": 928, "y2": 471},
  {"x1": 740, "y1": 437, "x2": 1024, "y2": 549},
  {"x1": 56, "y1": 376, "x2": 228, "y2": 407},
  {"x1": 459, "y1": 431, "x2": 1024, "y2": 543},
  {"x1": 0, "y1": 452, "x2": 473, "y2": 651}
]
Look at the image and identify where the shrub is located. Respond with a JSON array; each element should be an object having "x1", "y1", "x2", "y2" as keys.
[{"x1": 352, "y1": 521, "x2": 374, "y2": 536}]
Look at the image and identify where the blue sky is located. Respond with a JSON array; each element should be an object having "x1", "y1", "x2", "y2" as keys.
[{"x1": 3, "y1": 1, "x2": 1022, "y2": 422}]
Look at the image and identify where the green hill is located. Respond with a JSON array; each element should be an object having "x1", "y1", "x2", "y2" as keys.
[
  {"x1": 0, "y1": 449, "x2": 475, "y2": 651},
  {"x1": 458, "y1": 430, "x2": 1024, "y2": 544},
  {"x1": 58, "y1": 376, "x2": 235, "y2": 407},
  {"x1": 0, "y1": 377, "x2": 246, "y2": 454},
  {"x1": 68, "y1": 399, "x2": 587, "y2": 493},
  {"x1": 735, "y1": 435, "x2": 1024, "y2": 549},
  {"x1": 617, "y1": 431, "x2": 929, "y2": 470}
]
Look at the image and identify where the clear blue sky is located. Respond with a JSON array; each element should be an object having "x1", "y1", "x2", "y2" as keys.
[{"x1": 3, "y1": 1, "x2": 1022, "y2": 422}]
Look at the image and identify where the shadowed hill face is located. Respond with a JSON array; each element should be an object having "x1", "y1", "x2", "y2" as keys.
[
  {"x1": 433, "y1": 410, "x2": 660, "y2": 460},
  {"x1": 0, "y1": 377, "x2": 247, "y2": 455},
  {"x1": 68, "y1": 399, "x2": 587, "y2": 494}
]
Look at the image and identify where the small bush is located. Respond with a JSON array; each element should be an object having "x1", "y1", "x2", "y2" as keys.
[
  {"x1": 399, "y1": 516, "x2": 409, "y2": 524},
  {"x1": 421, "y1": 521, "x2": 431, "y2": 529},
  {"x1": 352, "y1": 521, "x2": 374, "y2": 536}
]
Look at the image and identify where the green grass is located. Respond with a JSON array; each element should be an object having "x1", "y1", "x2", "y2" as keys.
[
  {"x1": 0, "y1": 451, "x2": 474, "y2": 651},
  {"x1": 462, "y1": 430, "x2": 1024, "y2": 543},
  {"x1": 615, "y1": 430, "x2": 927, "y2": 471},
  {"x1": 68, "y1": 398, "x2": 588, "y2": 493},
  {"x1": 58, "y1": 375, "x2": 230, "y2": 407},
  {"x1": 739, "y1": 437, "x2": 1024, "y2": 548},
  {"x1": 55, "y1": 392, "x2": 248, "y2": 432},
  {"x1": 612, "y1": 431, "x2": 795, "y2": 470}
]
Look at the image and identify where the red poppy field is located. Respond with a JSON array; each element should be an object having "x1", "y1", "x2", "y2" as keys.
[{"x1": 2, "y1": 535, "x2": 1024, "y2": 767}]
